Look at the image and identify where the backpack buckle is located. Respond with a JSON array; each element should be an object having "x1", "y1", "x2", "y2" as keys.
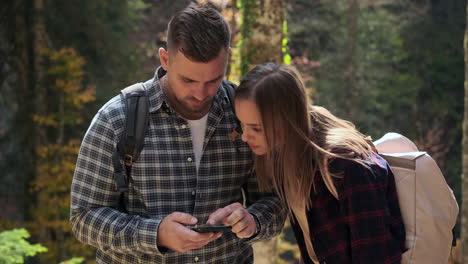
[
  {"x1": 114, "y1": 172, "x2": 128, "y2": 192},
  {"x1": 124, "y1": 154, "x2": 133, "y2": 166}
]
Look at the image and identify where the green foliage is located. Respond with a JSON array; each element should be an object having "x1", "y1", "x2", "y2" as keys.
[
  {"x1": 0, "y1": 0, "x2": 149, "y2": 229},
  {"x1": 239, "y1": 0, "x2": 288, "y2": 73},
  {"x1": 0, "y1": 228, "x2": 85, "y2": 264},
  {"x1": 238, "y1": 0, "x2": 260, "y2": 76},
  {"x1": 283, "y1": 53, "x2": 292, "y2": 65},
  {"x1": 288, "y1": 0, "x2": 464, "y2": 237},
  {"x1": 0, "y1": 229, "x2": 47, "y2": 264},
  {"x1": 33, "y1": 48, "x2": 95, "y2": 131},
  {"x1": 0, "y1": 0, "x2": 167, "y2": 262},
  {"x1": 397, "y1": 1, "x2": 465, "y2": 230},
  {"x1": 282, "y1": 20, "x2": 291, "y2": 65},
  {"x1": 59, "y1": 257, "x2": 85, "y2": 264},
  {"x1": 46, "y1": 0, "x2": 148, "y2": 99},
  {"x1": 30, "y1": 47, "x2": 96, "y2": 263}
]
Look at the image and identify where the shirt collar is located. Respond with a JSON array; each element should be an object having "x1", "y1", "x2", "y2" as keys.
[{"x1": 146, "y1": 66, "x2": 170, "y2": 114}]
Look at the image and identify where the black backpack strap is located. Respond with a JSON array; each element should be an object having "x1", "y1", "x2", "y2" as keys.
[
  {"x1": 223, "y1": 80, "x2": 242, "y2": 134},
  {"x1": 223, "y1": 80, "x2": 236, "y2": 105},
  {"x1": 113, "y1": 82, "x2": 149, "y2": 212},
  {"x1": 119, "y1": 83, "x2": 149, "y2": 166}
]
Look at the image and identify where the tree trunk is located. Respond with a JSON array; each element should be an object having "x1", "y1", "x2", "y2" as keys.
[
  {"x1": 239, "y1": 0, "x2": 285, "y2": 263},
  {"x1": 461, "y1": 1, "x2": 468, "y2": 262},
  {"x1": 240, "y1": 0, "x2": 285, "y2": 76},
  {"x1": 33, "y1": 0, "x2": 59, "y2": 262},
  {"x1": 33, "y1": 0, "x2": 47, "y2": 144},
  {"x1": 226, "y1": 0, "x2": 238, "y2": 80},
  {"x1": 344, "y1": 0, "x2": 358, "y2": 120},
  {"x1": 13, "y1": 0, "x2": 36, "y2": 222}
]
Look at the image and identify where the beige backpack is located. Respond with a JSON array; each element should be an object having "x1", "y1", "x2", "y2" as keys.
[{"x1": 373, "y1": 132, "x2": 458, "y2": 264}]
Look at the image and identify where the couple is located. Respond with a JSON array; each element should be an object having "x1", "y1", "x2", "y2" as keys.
[{"x1": 70, "y1": 3, "x2": 406, "y2": 264}]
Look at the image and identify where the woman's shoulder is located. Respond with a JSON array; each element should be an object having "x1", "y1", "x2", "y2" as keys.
[
  {"x1": 329, "y1": 153, "x2": 392, "y2": 202},
  {"x1": 329, "y1": 152, "x2": 390, "y2": 179}
]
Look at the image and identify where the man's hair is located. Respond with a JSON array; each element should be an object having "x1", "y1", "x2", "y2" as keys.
[{"x1": 167, "y1": 2, "x2": 231, "y2": 62}]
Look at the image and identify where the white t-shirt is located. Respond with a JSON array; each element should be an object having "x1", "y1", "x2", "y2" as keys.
[{"x1": 186, "y1": 114, "x2": 209, "y2": 171}]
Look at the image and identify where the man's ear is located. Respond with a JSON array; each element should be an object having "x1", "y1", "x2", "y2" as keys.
[{"x1": 159, "y1": 48, "x2": 169, "y2": 70}]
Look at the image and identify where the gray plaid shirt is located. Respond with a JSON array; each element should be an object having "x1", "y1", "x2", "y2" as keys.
[{"x1": 70, "y1": 68, "x2": 286, "y2": 263}]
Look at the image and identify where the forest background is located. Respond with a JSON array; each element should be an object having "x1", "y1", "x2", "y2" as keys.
[{"x1": 0, "y1": 0, "x2": 465, "y2": 263}]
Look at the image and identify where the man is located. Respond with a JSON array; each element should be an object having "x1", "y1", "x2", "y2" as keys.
[{"x1": 70, "y1": 3, "x2": 286, "y2": 263}]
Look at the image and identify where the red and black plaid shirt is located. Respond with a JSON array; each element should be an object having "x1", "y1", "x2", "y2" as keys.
[{"x1": 291, "y1": 153, "x2": 406, "y2": 264}]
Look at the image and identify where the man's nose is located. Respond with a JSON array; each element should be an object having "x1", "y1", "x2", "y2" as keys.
[
  {"x1": 241, "y1": 131, "x2": 250, "y2": 142},
  {"x1": 192, "y1": 85, "x2": 209, "y2": 101}
]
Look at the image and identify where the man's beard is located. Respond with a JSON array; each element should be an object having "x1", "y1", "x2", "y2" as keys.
[{"x1": 177, "y1": 96, "x2": 213, "y2": 115}]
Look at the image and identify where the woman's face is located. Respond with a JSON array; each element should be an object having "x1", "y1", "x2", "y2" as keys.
[{"x1": 235, "y1": 98, "x2": 268, "y2": 155}]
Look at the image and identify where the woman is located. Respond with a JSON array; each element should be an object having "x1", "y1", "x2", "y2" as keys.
[{"x1": 234, "y1": 63, "x2": 406, "y2": 264}]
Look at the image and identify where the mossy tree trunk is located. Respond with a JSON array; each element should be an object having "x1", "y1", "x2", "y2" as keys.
[
  {"x1": 461, "y1": 1, "x2": 468, "y2": 262},
  {"x1": 239, "y1": 0, "x2": 286, "y2": 263},
  {"x1": 240, "y1": 0, "x2": 285, "y2": 76}
]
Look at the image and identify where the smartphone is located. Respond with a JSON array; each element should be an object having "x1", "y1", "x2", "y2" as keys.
[{"x1": 189, "y1": 224, "x2": 232, "y2": 233}]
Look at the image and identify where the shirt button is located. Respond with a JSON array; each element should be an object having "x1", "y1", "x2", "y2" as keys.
[
  {"x1": 194, "y1": 256, "x2": 199, "y2": 262},
  {"x1": 191, "y1": 190, "x2": 196, "y2": 196},
  {"x1": 182, "y1": 124, "x2": 187, "y2": 129},
  {"x1": 187, "y1": 157, "x2": 193, "y2": 162}
]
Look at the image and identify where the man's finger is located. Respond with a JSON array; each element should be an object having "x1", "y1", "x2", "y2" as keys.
[
  {"x1": 170, "y1": 212, "x2": 198, "y2": 225},
  {"x1": 194, "y1": 233, "x2": 223, "y2": 248},
  {"x1": 206, "y1": 203, "x2": 243, "y2": 225},
  {"x1": 206, "y1": 208, "x2": 233, "y2": 225},
  {"x1": 190, "y1": 231, "x2": 218, "y2": 242},
  {"x1": 236, "y1": 225, "x2": 255, "y2": 238},
  {"x1": 185, "y1": 233, "x2": 222, "y2": 252},
  {"x1": 225, "y1": 208, "x2": 244, "y2": 226}
]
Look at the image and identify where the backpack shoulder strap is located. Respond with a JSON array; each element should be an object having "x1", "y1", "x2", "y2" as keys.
[
  {"x1": 223, "y1": 79, "x2": 237, "y2": 106},
  {"x1": 222, "y1": 80, "x2": 242, "y2": 133},
  {"x1": 119, "y1": 83, "x2": 149, "y2": 166},
  {"x1": 113, "y1": 82, "x2": 148, "y2": 196}
]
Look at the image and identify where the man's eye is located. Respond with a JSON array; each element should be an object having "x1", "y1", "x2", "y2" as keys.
[
  {"x1": 180, "y1": 77, "x2": 193, "y2": 83},
  {"x1": 253, "y1": 127, "x2": 262, "y2": 132}
]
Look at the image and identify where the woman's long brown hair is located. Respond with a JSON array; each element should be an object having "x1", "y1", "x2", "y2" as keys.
[{"x1": 235, "y1": 63, "x2": 374, "y2": 213}]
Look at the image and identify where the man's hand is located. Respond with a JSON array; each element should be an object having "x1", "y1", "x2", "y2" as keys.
[
  {"x1": 157, "y1": 212, "x2": 222, "y2": 253},
  {"x1": 206, "y1": 202, "x2": 257, "y2": 239}
]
